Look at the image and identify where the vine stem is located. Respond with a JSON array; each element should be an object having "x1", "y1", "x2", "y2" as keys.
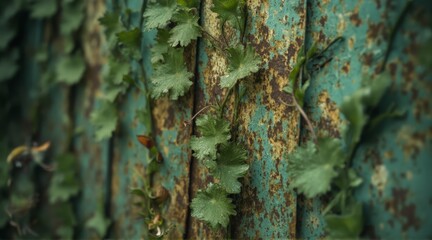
[
  {"x1": 219, "y1": 87, "x2": 234, "y2": 118},
  {"x1": 201, "y1": 28, "x2": 229, "y2": 52},
  {"x1": 280, "y1": 96, "x2": 317, "y2": 143},
  {"x1": 379, "y1": 0, "x2": 413, "y2": 73},
  {"x1": 183, "y1": 105, "x2": 215, "y2": 126}
]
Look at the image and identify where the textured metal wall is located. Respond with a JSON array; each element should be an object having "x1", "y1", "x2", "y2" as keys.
[{"x1": 12, "y1": 0, "x2": 430, "y2": 239}]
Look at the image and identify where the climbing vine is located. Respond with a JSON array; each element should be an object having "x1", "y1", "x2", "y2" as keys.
[
  {"x1": 0, "y1": 0, "x2": 86, "y2": 238},
  {"x1": 284, "y1": 18, "x2": 406, "y2": 239},
  {"x1": 142, "y1": 0, "x2": 261, "y2": 230}
]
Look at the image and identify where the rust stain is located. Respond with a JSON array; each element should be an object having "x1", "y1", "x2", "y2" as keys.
[
  {"x1": 317, "y1": 90, "x2": 341, "y2": 137},
  {"x1": 349, "y1": 9, "x2": 362, "y2": 27},
  {"x1": 396, "y1": 126, "x2": 426, "y2": 160},
  {"x1": 385, "y1": 188, "x2": 421, "y2": 232}
]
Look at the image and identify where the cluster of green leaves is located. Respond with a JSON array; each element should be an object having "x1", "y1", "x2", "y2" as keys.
[
  {"x1": 30, "y1": 0, "x2": 87, "y2": 93},
  {"x1": 190, "y1": 115, "x2": 249, "y2": 228},
  {"x1": 287, "y1": 71, "x2": 393, "y2": 238},
  {"x1": 0, "y1": 1, "x2": 23, "y2": 83},
  {"x1": 0, "y1": 1, "x2": 86, "y2": 238},
  {"x1": 90, "y1": 8, "x2": 141, "y2": 141},
  {"x1": 187, "y1": 0, "x2": 261, "y2": 229},
  {"x1": 144, "y1": 0, "x2": 200, "y2": 100}
]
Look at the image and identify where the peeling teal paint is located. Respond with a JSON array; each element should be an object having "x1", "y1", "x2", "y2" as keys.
[{"x1": 301, "y1": 0, "x2": 432, "y2": 238}]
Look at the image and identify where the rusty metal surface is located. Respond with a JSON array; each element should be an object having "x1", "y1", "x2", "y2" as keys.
[
  {"x1": 188, "y1": 0, "x2": 306, "y2": 238},
  {"x1": 299, "y1": 0, "x2": 432, "y2": 238},
  {"x1": 232, "y1": 0, "x2": 306, "y2": 238},
  {"x1": 108, "y1": 0, "x2": 193, "y2": 239},
  {"x1": 10, "y1": 0, "x2": 431, "y2": 238}
]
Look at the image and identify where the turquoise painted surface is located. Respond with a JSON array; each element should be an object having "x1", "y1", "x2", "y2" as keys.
[
  {"x1": 109, "y1": 0, "x2": 193, "y2": 239},
  {"x1": 300, "y1": 0, "x2": 432, "y2": 238},
  {"x1": 2, "y1": 1, "x2": 431, "y2": 239},
  {"x1": 233, "y1": 0, "x2": 306, "y2": 238},
  {"x1": 191, "y1": 0, "x2": 306, "y2": 238}
]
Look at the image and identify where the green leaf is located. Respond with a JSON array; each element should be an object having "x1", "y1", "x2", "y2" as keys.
[
  {"x1": 55, "y1": 54, "x2": 86, "y2": 84},
  {"x1": 191, "y1": 184, "x2": 236, "y2": 228},
  {"x1": 90, "y1": 101, "x2": 118, "y2": 141},
  {"x1": 0, "y1": 49, "x2": 19, "y2": 82},
  {"x1": 190, "y1": 115, "x2": 231, "y2": 161},
  {"x1": 116, "y1": 28, "x2": 142, "y2": 59},
  {"x1": 151, "y1": 29, "x2": 170, "y2": 64},
  {"x1": 29, "y1": 0, "x2": 58, "y2": 18},
  {"x1": 211, "y1": 0, "x2": 243, "y2": 23},
  {"x1": 48, "y1": 154, "x2": 80, "y2": 203},
  {"x1": 169, "y1": 11, "x2": 201, "y2": 47},
  {"x1": 340, "y1": 74, "x2": 391, "y2": 149},
  {"x1": 151, "y1": 48, "x2": 193, "y2": 100},
  {"x1": 99, "y1": 11, "x2": 123, "y2": 37},
  {"x1": 220, "y1": 46, "x2": 261, "y2": 89},
  {"x1": 86, "y1": 211, "x2": 111, "y2": 237},
  {"x1": 325, "y1": 202, "x2": 363, "y2": 239},
  {"x1": 143, "y1": 0, "x2": 177, "y2": 30},
  {"x1": 211, "y1": 143, "x2": 249, "y2": 194},
  {"x1": 287, "y1": 138, "x2": 344, "y2": 198},
  {"x1": 60, "y1": 1, "x2": 85, "y2": 35},
  {"x1": 105, "y1": 58, "x2": 130, "y2": 85}
]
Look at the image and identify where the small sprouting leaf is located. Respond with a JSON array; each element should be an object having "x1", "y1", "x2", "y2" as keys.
[
  {"x1": 143, "y1": 0, "x2": 177, "y2": 30},
  {"x1": 211, "y1": 0, "x2": 243, "y2": 23},
  {"x1": 90, "y1": 101, "x2": 118, "y2": 141},
  {"x1": 29, "y1": 0, "x2": 58, "y2": 18},
  {"x1": 190, "y1": 115, "x2": 231, "y2": 161},
  {"x1": 56, "y1": 54, "x2": 86, "y2": 84},
  {"x1": 211, "y1": 144, "x2": 249, "y2": 194},
  {"x1": 169, "y1": 11, "x2": 201, "y2": 47},
  {"x1": 220, "y1": 46, "x2": 261, "y2": 89},
  {"x1": 287, "y1": 138, "x2": 344, "y2": 198},
  {"x1": 325, "y1": 201, "x2": 363, "y2": 239},
  {"x1": 191, "y1": 184, "x2": 236, "y2": 228},
  {"x1": 151, "y1": 48, "x2": 193, "y2": 100},
  {"x1": 86, "y1": 210, "x2": 111, "y2": 237}
]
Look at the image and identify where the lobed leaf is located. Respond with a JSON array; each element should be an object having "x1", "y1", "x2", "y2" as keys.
[
  {"x1": 191, "y1": 184, "x2": 236, "y2": 228},
  {"x1": 287, "y1": 138, "x2": 344, "y2": 198},
  {"x1": 90, "y1": 101, "x2": 118, "y2": 141},
  {"x1": 211, "y1": 143, "x2": 249, "y2": 194},
  {"x1": 55, "y1": 54, "x2": 86, "y2": 85},
  {"x1": 143, "y1": 0, "x2": 177, "y2": 30},
  {"x1": 169, "y1": 11, "x2": 201, "y2": 47},
  {"x1": 220, "y1": 46, "x2": 261, "y2": 89},
  {"x1": 151, "y1": 48, "x2": 193, "y2": 100},
  {"x1": 190, "y1": 114, "x2": 231, "y2": 161}
]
